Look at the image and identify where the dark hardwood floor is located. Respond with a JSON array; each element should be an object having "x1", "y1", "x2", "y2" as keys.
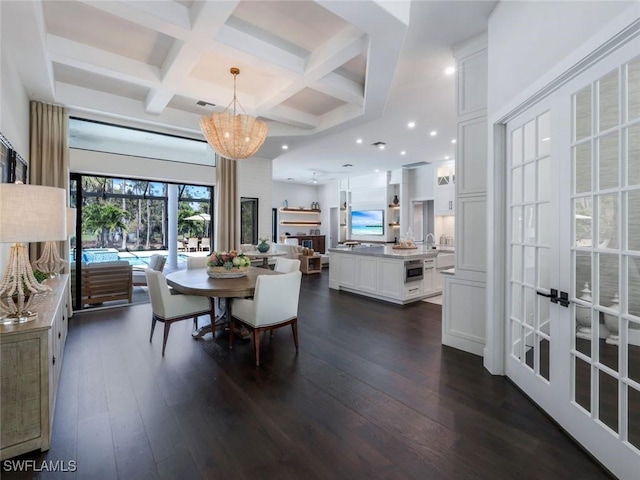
[{"x1": 3, "y1": 273, "x2": 612, "y2": 479}]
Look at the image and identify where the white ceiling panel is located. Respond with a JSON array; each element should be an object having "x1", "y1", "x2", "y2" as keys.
[
  {"x1": 281, "y1": 88, "x2": 347, "y2": 117},
  {"x1": 53, "y1": 62, "x2": 149, "y2": 100},
  {"x1": 43, "y1": 0, "x2": 174, "y2": 67}
]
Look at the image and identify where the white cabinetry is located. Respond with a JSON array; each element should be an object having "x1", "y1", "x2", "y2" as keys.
[
  {"x1": 356, "y1": 256, "x2": 378, "y2": 293},
  {"x1": 329, "y1": 252, "x2": 427, "y2": 304},
  {"x1": 379, "y1": 259, "x2": 403, "y2": 298},
  {"x1": 423, "y1": 258, "x2": 435, "y2": 295},
  {"x1": 434, "y1": 163, "x2": 455, "y2": 215}
]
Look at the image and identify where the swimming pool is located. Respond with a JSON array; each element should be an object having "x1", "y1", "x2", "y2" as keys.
[
  {"x1": 73, "y1": 249, "x2": 189, "y2": 266},
  {"x1": 118, "y1": 252, "x2": 189, "y2": 266}
]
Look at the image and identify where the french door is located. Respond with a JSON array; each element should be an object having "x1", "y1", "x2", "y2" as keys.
[{"x1": 505, "y1": 39, "x2": 640, "y2": 477}]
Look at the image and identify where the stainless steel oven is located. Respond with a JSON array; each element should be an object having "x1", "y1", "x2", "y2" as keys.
[{"x1": 404, "y1": 260, "x2": 424, "y2": 283}]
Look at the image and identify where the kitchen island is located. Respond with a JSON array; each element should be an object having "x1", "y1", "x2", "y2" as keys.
[{"x1": 328, "y1": 245, "x2": 452, "y2": 304}]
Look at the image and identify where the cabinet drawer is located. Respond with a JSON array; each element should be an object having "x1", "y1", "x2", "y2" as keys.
[{"x1": 404, "y1": 282, "x2": 423, "y2": 299}]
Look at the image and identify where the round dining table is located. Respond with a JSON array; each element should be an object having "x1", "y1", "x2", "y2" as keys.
[{"x1": 165, "y1": 266, "x2": 281, "y2": 338}]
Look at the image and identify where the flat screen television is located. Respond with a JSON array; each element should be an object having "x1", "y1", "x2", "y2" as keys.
[{"x1": 351, "y1": 209, "x2": 384, "y2": 236}]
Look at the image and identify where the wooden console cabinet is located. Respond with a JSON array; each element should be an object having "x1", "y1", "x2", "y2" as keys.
[{"x1": 0, "y1": 275, "x2": 69, "y2": 460}]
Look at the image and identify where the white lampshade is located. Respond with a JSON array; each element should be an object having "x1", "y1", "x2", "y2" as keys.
[
  {"x1": 66, "y1": 207, "x2": 77, "y2": 237},
  {"x1": 0, "y1": 184, "x2": 66, "y2": 243}
]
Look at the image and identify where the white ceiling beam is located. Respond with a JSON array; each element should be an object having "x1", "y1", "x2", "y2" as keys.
[
  {"x1": 311, "y1": 73, "x2": 364, "y2": 106},
  {"x1": 48, "y1": 34, "x2": 162, "y2": 86},
  {"x1": 215, "y1": 24, "x2": 305, "y2": 74},
  {"x1": 1, "y1": 1, "x2": 56, "y2": 102},
  {"x1": 144, "y1": 1, "x2": 239, "y2": 115},
  {"x1": 262, "y1": 105, "x2": 319, "y2": 130},
  {"x1": 254, "y1": 26, "x2": 366, "y2": 116},
  {"x1": 144, "y1": 89, "x2": 175, "y2": 116},
  {"x1": 305, "y1": 27, "x2": 366, "y2": 80},
  {"x1": 56, "y1": 82, "x2": 201, "y2": 133}
]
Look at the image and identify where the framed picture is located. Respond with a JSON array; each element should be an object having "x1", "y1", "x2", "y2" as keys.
[
  {"x1": 8, "y1": 150, "x2": 27, "y2": 184},
  {"x1": 0, "y1": 132, "x2": 10, "y2": 183}
]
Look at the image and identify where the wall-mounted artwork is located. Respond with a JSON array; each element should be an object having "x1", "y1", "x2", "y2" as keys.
[
  {"x1": 0, "y1": 132, "x2": 28, "y2": 184},
  {"x1": 10, "y1": 150, "x2": 28, "y2": 184},
  {"x1": 0, "y1": 133, "x2": 10, "y2": 183}
]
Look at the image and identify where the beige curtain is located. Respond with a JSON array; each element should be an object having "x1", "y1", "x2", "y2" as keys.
[
  {"x1": 215, "y1": 156, "x2": 239, "y2": 252},
  {"x1": 28, "y1": 101, "x2": 70, "y2": 265}
]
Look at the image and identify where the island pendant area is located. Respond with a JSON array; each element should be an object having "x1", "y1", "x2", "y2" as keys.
[{"x1": 328, "y1": 245, "x2": 449, "y2": 305}]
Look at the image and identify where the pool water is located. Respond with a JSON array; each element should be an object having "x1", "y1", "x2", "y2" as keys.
[
  {"x1": 73, "y1": 250, "x2": 189, "y2": 266},
  {"x1": 120, "y1": 253, "x2": 189, "y2": 266}
]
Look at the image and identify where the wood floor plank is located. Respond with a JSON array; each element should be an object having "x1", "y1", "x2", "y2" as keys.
[{"x1": 1, "y1": 273, "x2": 613, "y2": 479}]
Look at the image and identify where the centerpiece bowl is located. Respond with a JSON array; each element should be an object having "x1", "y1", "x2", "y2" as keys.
[{"x1": 206, "y1": 250, "x2": 251, "y2": 278}]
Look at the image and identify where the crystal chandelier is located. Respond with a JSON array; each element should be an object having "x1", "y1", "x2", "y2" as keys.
[{"x1": 199, "y1": 67, "x2": 268, "y2": 160}]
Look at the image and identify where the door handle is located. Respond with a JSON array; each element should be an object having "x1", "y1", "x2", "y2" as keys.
[{"x1": 536, "y1": 288, "x2": 569, "y2": 308}]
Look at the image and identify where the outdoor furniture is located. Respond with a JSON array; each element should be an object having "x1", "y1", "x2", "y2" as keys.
[
  {"x1": 132, "y1": 254, "x2": 166, "y2": 286},
  {"x1": 187, "y1": 238, "x2": 199, "y2": 252},
  {"x1": 80, "y1": 261, "x2": 132, "y2": 307},
  {"x1": 200, "y1": 237, "x2": 210, "y2": 251},
  {"x1": 177, "y1": 241, "x2": 186, "y2": 252}
]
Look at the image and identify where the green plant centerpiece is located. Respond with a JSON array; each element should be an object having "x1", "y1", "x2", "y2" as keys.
[
  {"x1": 206, "y1": 250, "x2": 251, "y2": 278},
  {"x1": 257, "y1": 236, "x2": 270, "y2": 253}
]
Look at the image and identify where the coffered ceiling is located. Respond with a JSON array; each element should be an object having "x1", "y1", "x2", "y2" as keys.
[{"x1": 2, "y1": 0, "x2": 496, "y2": 183}]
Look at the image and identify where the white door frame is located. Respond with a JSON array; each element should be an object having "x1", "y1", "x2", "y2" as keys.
[{"x1": 485, "y1": 8, "x2": 640, "y2": 376}]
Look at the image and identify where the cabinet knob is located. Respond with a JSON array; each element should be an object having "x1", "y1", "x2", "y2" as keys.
[
  {"x1": 58, "y1": 332, "x2": 61, "y2": 339},
  {"x1": 52, "y1": 355, "x2": 56, "y2": 366}
]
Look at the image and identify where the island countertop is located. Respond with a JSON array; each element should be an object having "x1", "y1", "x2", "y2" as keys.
[{"x1": 329, "y1": 245, "x2": 444, "y2": 260}]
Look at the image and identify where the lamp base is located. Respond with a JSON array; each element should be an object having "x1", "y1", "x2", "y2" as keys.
[
  {"x1": 1, "y1": 310, "x2": 38, "y2": 325},
  {"x1": 0, "y1": 243, "x2": 52, "y2": 298},
  {"x1": 32, "y1": 241, "x2": 67, "y2": 275}
]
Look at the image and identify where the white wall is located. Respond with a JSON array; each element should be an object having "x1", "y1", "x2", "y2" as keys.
[
  {"x1": 271, "y1": 181, "x2": 320, "y2": 237},
  {"x1": 70, "y1": 149, "x2": 216, "y2": 185},
  {"x1": 488, "y1": 1, "x2": 634, "y2": 115},
  {"x1": 237, "y1": 156, "x2": 273, "y2": 243},
  {"x1": 408, "y1": 164, "x2": 434, "y2": 201},
  {"x1": 0, "y1": 3, "x2": 30, "y2": 158},
  {"x1": 0, "y1": 2, "x2": 31, "y2": 275}
]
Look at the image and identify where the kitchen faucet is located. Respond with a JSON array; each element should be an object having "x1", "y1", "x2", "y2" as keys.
[{"x1": 425, "y1": 233, "x2": 435, "y2": 248}]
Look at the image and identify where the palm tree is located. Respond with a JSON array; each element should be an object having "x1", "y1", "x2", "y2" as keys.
[{"x1": 83, "y1": 203, "x2": 129, "y2": 248}]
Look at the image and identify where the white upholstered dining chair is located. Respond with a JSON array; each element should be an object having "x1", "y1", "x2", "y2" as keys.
[
  {"x1": 146, "y1": 269, "x2": 213, "y2": 356},
  {"x1": 274, "y1": 257, "x2": 300, "y2": 273},
  {"x1": 229, "y1": 271, "x2": 302, "y2": 366}
]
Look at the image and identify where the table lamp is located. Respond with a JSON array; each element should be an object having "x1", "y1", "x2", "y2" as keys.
[
  {"x1": 32, "y1": 207, "x2": 76, "y2": 275},
  {"x1": 0, "y1": 183, "x2": 67, "y2": 308}
]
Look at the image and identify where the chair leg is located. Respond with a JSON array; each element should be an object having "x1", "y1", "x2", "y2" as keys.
[
  {"x1": 254, "y1": 328, "x2": 261, "y2": 366},
  {"x1": 162, "y1": 322, "x2": 172, "y2": 356},
  {"x1": 229, "y1": 317, "x2": 235, "y2": 349},
  {"x1": 150, "y1": 316, "x2": 157, "y2": 343},
  {"x1": 291, "y1": 318, "x2": 299, "y2": 351}
]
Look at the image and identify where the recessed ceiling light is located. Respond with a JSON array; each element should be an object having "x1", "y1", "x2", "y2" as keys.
[
  {"x1": 374, "y1": 169, "x2": 379, "y2": 173},
  {"x1": 400, "y1": 151, "x2": 406, "y2": 155},
  {"x1": 430, "y1": 130, "x2": 437, "y2": 137},
  {"x1": 407, "y1": 121, "x2": 416, "y2": 129},
  {"x1": 444, "y1": 156, "x2": 450, "y2": 160},
  {"x1": 451, "y1": 139, "x2": 457, "y2": 144},
  {"x1": 445, "y1": 66, "x2": 455, "y2": 75},
  {"x1": 282, "y1": 144, "x2": 288, "y2": 150},
  {"x1": 372, "y1": 141, "x2": 386, "y2": 150},
  {"x1": 356, "y1": 138, "x2": 363, "y2": 144}
]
